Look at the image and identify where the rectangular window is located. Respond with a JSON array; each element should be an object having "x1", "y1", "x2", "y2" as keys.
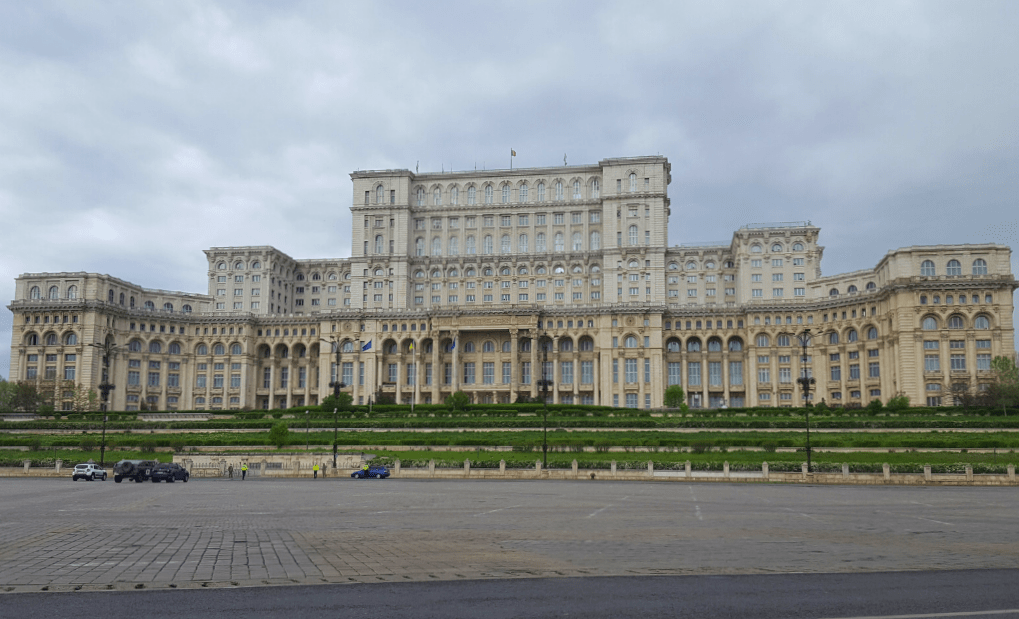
[
  {"x1": 146, "y1": 371, "x2": 159, "y2": 387},
  {"x1": 708, "y1": 361, "x2": 722, "y2": 387},
  {"x1": 388, "y1": 363, "x2": 398, "y2": 383},
  {"x1": 581, "y1": 361, "x2": 593, "y2": 384},
  {"x1": 645, "y1": 358, "x2": 651, "y2": 383},
  {"x1": 561, "y1": 361, "x2": 573, "y2": 384},
  {"x1": 405, "y1": 363, "x2": 415, "y2": 386},
  {"x1": 464, "y1": 362, "x2": 476, "y2": 384},
  {"x1": 521, "y1": 361, "x2": 531, "y2": 384},
  {"x1": 624, "y1": 359, "x2": 637, "y2": 383},
  {"x1": 502, "y1": 362, "x2": 512, "y2": 384},
  {"x1": 977, "y1": 354, "x2": 991, "y2": 371},
  {"x1": 730, "y1": 361, "x2": 743, "y2": 386},
  {"x1": 612, "y1": 359, "x2": 618, "y2": 383},
  {"x1": 869, "y1": 362, "x2": 881, "y2": 377},
  {"x1": 779, "y1": 366, "x2": 791, "y2": 384},
  {"x1": 831, "y1": 366, "x2": 841, "y2": 381},
  {"x1": 976, "y1": 339, "x2": 991, "y2": 349},
  {"x1": 342, "y1": 362, "x2": 354, "y2": 386},
  {"x1": 849, "y1": 363, "x2": 861, "y2": 379},
  {"x1": 231, "y1": 374, "x2": 241, "y2": 388},
  {"x1": 925, "y1": 355, "x2": 941, "y2": 372},
  {"x1": 758, "y1": 366, "x2": 770, "y2": 383},
  {"x1": 668, "y1": 362, "x2": 682, "y2": 385},
  {"x1": 482, "y1": 362, "x2": 495, "y2": 384},
  {"x1": 212, "y1": 374, "x2": 223, "y2": 389},
  {"x1": 626, "y1": 393, "x2": 638, "y2": 408},
  {"x1": 688, "y1": 362, "x2": 701, "y2": 386}
]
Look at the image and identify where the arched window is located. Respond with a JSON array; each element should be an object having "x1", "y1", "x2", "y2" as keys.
[
  {"x1": 416, "y1": 187, "x2": 424, "y2": 206},
  {"x1": 450, "y1": 187, "x2": 459, "y2": 205},
  {"x1": 463, "y1": 342, "x2": 475, "y2": 353},
  {"x1": 66, "y1": 285, "x2": 77, "y2": 299},
  {"x1": 572, "y1": 232, "x2": 582, "y2": 251},
  {"x1": 433, "y1": 187, "x2": 441, "y2": 205},
  {"x1": 771, "y1": 243, "x2": 783, "y2": 252},
  {"x1": 922, "y1": 316, "x2": 938, "y2": 330},
  {"x1": 415, "y1": 238, "x2": 424, "y2": 256},
  {"x1": 624, "y1": 335, "x2": 638, "y2": 348},
  {"x1": 628, "y1": 225, "x2": 638, "y2": 246},
  {"x1": 129, "y1": 297, "x2": 135, "y2": 308},
  {"x1": 728, "y1": 338, "x2": 743, "y2": 352},
  {"x1": 867, "y1": 327, "x2": 878, "y2": 340},
  {"x1": 149, "y1": 341, "x2": 162, "y2": 354},
  {"x1": 572, "y1": 180, "x2": 581, "y2": 199},
  {"x1": 482, "y1": 341, "x2": 495, "y2": 353},
  {"x1": 279, "y1": 345, "x2": 289, "y2": 358},
  {"x1": 519, "y1": 339, "x2": 532, "y2": 352},
  {"x1": 687, "y1": 338, "x2": 701, "y2": 352},
  {"x1": 948, "y1": 315, "x2": 964, "y2": 329},
  {"x1": 501, "y1": 234, "x2": 511, "y2": 253},
  {"x1": 48, "y1": 286, "x2": 59, "y2": 300},
  {"x1": 975, "y1": 315, "x2": 990, "y2": 330},
  {"x1": 579, "y1": 337, "x2": 594, "y2": 351},
  {"x1": 629, "y1": 173, "x2": 637, "y2": 192},
  {"x1": 776, "y1": 335, "x2": 790, "y2": 347},
  {"x1": 376, "y1": 185, "x2": 384, "y2": 204},
  {"x1": 973, "y1": 259, "x2": 987, "y2": 275},
  {"x1": 756, "y1": 334, "x2": 770, "y2": 347},
  {"x1": 554, "y1": 232, "x2": 564, "y2": 252},
  {"x1": 537, "y1": 182, "x2": 546, "y2": 201},
  {"x1": 502, "y1": 341, "x2": 512, "y2": 353},
  {"x1": 44, "y1": 333, "x2": 57, "y2": 346},
  {"x1": 685, "y1": 261, "x2": 697, "y2": 271},
  {"x1": 707, "y1": 338, "x2": 722, "y2": 352},
  {"x1": 106, "y1": 288, "x2": 113, "y2": 303},
  {"x1": 432, "y1": 237, "x2": 442, "y2": 256},
  {"x1": 500, "y1": 267, "x2": 511, "y2": 276},
  {"x1": 920, "y1": 260, "x2": 936, "y2": 276},
  {"x1": 666, "y1": 338, "x2": 681, "y2": 353},
  {"x1": 196, "y1": 344, "x2": 208, "y2": 355},
  {"x1": 231, "y1": 343, "x2": 242, "y2": 355},
  {"x1": 555, "y1": 180, "x2": 564, "y2": 200},
  {"x1": 484, "y1": 185, "x2": 493, "y2": 204},
  {"x1": 130, "y1": 340, "x2": 143, "y2": 352},
  {"x1": 519, "y1": 183, "x2": 528, "y2": 202},
  {"x1": 828, "y1": 332, "x2": 839, "y2": 345},
  {"x1": 866, "y1": 282, "x2": 876, "y2": 290},
  {"x1": 466, "y1": 236, "x2": 476, "y2": 254},
  {"x1": 26, "y1": 333, "x2": 38, "y2": 346},
  {"x1": 847, "y1": 329, "x2": 858, "y2": 342},
  {"x1": 590, "y1": 231, "x2": 600, "y2": 250},
  {"x1": 536, "y1": 233, "x2": 546, "y2": 252},
  {"x1": 182, "y1": 304, "x2": 192, "y2": 313},
  {"x1": 449, "y1": 236, "x2": 459, "y2": 255},
  {"x1": 217, "y1": 262, "x2": 226, "y2": 270},
  {"x1": 559, "y1": 338, "x2": 573, "y2": 352},
  {"x1": 793, "y1": 242, "x2": 804, "y2": 251},
  {"x1": 482, "y1": 235, "x2": 493, "y2": 254},
  {"x1": 163, "y1": 302, "x2": 173, "y2": 312},
  {"x1": 946, "y1": 260, "x2": 962, "y2": 276},
  {"x1": 920, "y1": 295, "x2": 927, "y2": 305},
  {"x1": 65, "y1": 332, "x2": 77, "y2": 345},
  {"x1": 591, "y1": 179, "x2": 599, "y2": 197},
  {"x1": 847, "y1": 285, "x2": 858, "y2": 293},
  {"x1": 518, "y1": 266, "x2": 528, "y2": 275},
  {"x1": 251, "y1": 261, "x2": 261, "y2": 269},
  {"x1": 144, "y1": 301, "x2": 155, "y2": 310},
  {"x1": 829, "y1": 288, "x2": 839, "y2": 297},
  {"x1": 502, "y1": 184, "x2": 510, "y2": 203},
  {"x1": 467, "y1": 186, "x2": 476, "y2": 205},
  {"x1": 518, "y1": 234, "x2": 528, "y2": 253},
  {"x1": 375, "y1": 235, "x2": 384, "y2": 254},
  {"x1": 213, "y1": 344, "x2": 225, "y2": 355},
  {"x1": 118, "y1": 292, "x2": 125, "y2": 305},
  {"x1": 169, "y1": 343, "x2": 181, "y2": 355}
]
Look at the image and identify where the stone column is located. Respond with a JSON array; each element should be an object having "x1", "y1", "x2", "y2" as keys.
[
  {"x1": 394, "y1": 459, "x2": 400, "y2": 475},
  {"x1": 685, "y1": 460, "x2": 691, "y2": 478},
  {"x1": 842, "y1": 463, "x2": 849, "y2": 479},
  {"x1": 762, "y1": 461, "x2": 769, "y2": 479},
  {"x1": 572, "y1": 459, "x2": 578, "y2": 478},
  {"x1": 24, "y1": 460, "x2": 30, "y2": 473},
  {"x1": 924, "y1": 465, "x2": 932, "y2": 481},
  {"x1": 499, "y1": 460, "x2": 506, "y2": 474},
  {"x1": 883, "y1": 463, "x2": 890, "y2": 480}
]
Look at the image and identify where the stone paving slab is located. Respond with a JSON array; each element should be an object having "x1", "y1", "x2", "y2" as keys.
[{"x1": 2, "y1": 477, "x2": 1018, "y2": 594}]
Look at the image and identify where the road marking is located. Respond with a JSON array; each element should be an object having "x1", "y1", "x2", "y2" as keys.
[
  {"x1": 694, "y1": 505, "x2": 702, "y2": 521},
  {"x1": 783, "y1": 507, "x2": 819, "y2": 520},
  {"x1": 877, "y1": 510, "x2": 952, "y2": 526},
  {"x1": 472, "y1": 504, "x2": 523, "y2": 517},
  {"x1": 586, "y1": 505, "x2": 613, "y2": 518},
  {"x1": 821, "y1": 609, "x2": 1019, "y2": 618}
]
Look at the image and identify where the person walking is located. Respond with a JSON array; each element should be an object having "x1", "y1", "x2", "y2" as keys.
[
  {"x1": 228, "y1": 464, "x2": 233, "y2": 480},
  {"x1": 241, "y1": 463, "x2": 247, "y2": 480},
  {"x1": 313, "y1": 463, "x2": 319, "y2": 479}
]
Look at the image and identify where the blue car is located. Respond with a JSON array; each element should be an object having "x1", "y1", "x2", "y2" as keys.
[{"x1": 351, "y1": 465, "x2": 390, "y2": 479}]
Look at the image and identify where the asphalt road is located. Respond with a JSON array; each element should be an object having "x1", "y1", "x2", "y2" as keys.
[
  {"x1": 2, "y1": 478, "x2": 1018, "y2": 616},
  {"x1": 4, "y1": 571, "x2": 1019, "y2": 619}
]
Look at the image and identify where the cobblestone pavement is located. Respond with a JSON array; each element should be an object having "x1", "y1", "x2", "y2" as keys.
[{"x1": 2, "y1": 478, "x2": 1017, "y2": 593}]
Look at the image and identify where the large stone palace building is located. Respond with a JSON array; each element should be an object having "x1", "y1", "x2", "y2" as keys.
[{"x1": 7, "y1": 156, "x2": 1017, "y2": 411}]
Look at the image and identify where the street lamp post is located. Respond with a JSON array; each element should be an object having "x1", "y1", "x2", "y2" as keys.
[
  {"x1": 321, "y1": 336, "x2": 347, "y2": 468},
  {"x1": 333, "y1": 407, "x2": 338, "y2": 469},
  {"x1": 306, "y1": 410, "x2": 310, "y2": 451},
  {"x1": 536, "y1": 316, "x2": 553, "y2": 468},
  {"x1": 88, "y1": 339, "x2": 118, "y2": 467},
  {"x1": 794, "y1": 328, "x2": 817, "y2": 473}
]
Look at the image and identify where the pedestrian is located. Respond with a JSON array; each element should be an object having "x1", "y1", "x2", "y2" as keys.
[
  {"x1": 313, "y1": 463, "x2": 319, "y2": 479},
  {"x1": 241, "y1": 463, "x2": 247, "y2": 480}
]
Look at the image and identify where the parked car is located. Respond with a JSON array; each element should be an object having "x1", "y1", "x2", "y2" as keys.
[
  {"x1": 71, "y1": 463, "x2": 107, "y2": 481},
  {"x1": 113, "y1": 459, "x2": 159, "y2": 483},
  {"x1": 150, "y1": 463, "x2": 190, "y2": 483},
  {"x1": 351, "y1": 465, "x2": 390, "y2": 479}
]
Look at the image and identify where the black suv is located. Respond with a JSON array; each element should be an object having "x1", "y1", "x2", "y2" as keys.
[
  {"x1": 113, "y1": 459, "x2": 159, "y2": 483},
  {"x1": 150, "y1": 463, "x2": 189, "y2": 483}
]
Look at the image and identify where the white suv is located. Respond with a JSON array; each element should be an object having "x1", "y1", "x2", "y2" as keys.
[{"x1": 71, "y1": 463, "x2": 107, "y2": 481}]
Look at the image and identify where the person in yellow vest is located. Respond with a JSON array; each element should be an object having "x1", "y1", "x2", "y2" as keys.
[
  {"x1": 313, "y1": 463, "x2": 319, "y2": 479},
  {"x1": 241, "y1": 463, "x2": 247, "y2": 480}
]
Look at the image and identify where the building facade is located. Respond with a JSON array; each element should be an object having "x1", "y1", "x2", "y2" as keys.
[{"x1": 7, "y1": 156, "x2": 1017, "y2": 411}]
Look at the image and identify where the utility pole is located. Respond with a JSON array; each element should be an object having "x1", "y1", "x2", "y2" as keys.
[{"x1": 87, "y1": 339, "x2": 118, "y2": 467}]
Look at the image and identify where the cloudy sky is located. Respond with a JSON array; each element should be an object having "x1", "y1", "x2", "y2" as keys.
[{"x1": 1, "y1": 0, "x2": 1017, "y2": 379}]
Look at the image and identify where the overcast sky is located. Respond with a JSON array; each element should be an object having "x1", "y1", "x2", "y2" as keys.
[{"x1": 2, "y1": 0, "x2": 1017, "y2": 379}]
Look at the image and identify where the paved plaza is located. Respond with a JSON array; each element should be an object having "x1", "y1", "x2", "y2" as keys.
[{"x1": 1, "y1": 478, "x2": 1017, "y2": 594}]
